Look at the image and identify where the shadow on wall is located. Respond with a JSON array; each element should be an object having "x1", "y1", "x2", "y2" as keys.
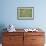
[{"x1": 0, "y1": 24, "x2": 7, "y2": 43}]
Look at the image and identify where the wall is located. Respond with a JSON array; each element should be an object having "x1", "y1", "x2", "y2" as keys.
[{"x1": 0, "y1": 0, "x2": 46, "y2": 30}]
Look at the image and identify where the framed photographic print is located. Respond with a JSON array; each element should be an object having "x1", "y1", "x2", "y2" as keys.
[{"x1": 17, "y1": 7, "x2": 34, "y2": 20}]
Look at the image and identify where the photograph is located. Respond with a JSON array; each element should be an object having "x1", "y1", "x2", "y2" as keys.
[{"x1": 17, "y1": 7, "x2": 34, "y2": 20}]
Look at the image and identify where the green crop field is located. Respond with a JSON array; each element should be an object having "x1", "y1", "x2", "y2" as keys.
[{"x1": 20, "y1": 9, "x2": 32, "y2": 17}]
